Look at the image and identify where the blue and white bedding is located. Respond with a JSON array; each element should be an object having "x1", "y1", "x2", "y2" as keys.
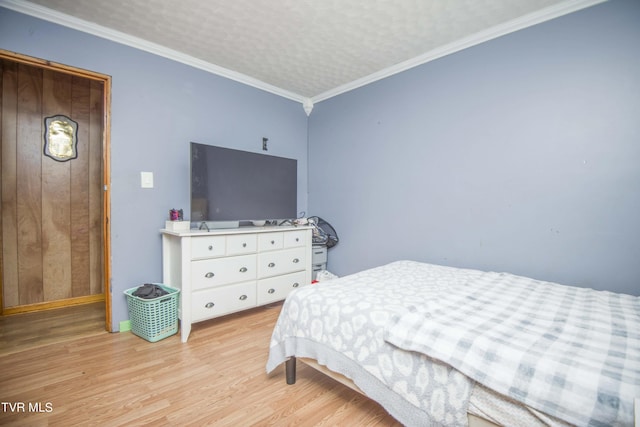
[
  {"x1": 266, "y1": 261, "x2": 479, "y2": 426},
  {"x1": 266, "y1": 260, "x2": 640, "y2": 426},
  {"x1": 385, "y1": 266, "x2": 640, "y2": 426}
]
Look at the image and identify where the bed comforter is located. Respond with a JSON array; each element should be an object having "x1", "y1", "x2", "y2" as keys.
[
  {"x1": 266, "y1": 261, "x2": 481, "y2": 426},
  {"x1": 385, "y1": 267, "x2": 640, "y2": 426},
  {"x1": 266, "y1": 260, "x2": 640, "y2": 426}
]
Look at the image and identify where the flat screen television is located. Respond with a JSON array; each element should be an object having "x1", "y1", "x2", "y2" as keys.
[{"x1": 190, "y1": 142, "x2": 297, "y2": 228}]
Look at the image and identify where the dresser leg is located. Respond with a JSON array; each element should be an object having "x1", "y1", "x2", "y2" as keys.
[{"x1": 180, "y1": 321, "x2": 191, "y2": 343}]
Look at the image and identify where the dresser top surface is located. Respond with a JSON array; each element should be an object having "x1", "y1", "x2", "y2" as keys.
[{"x1": 161, "y1": 224, "x2": 312, "y2": 237}]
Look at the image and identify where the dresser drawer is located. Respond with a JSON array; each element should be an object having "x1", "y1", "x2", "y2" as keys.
[
  {"x1": 258, "y1": 247, "x2": 306, "y2": 278},
  {"x1": 191, "y1": 235, "x2": 226, "y2": 259},
  {"x1": 191, "y1": 254, "x2": 257, "y2": 290},
  {"x1": 191, "y1": 282, "x2": 257, "y2": 322},
  {"x1": 312, "y1": 245, "x2": 327, "y2": 264},
  {"x1": 258, "y1": 232, "x2": 283, "y2": 251},
  {"x1": 257, "y1": 271, "x2": 306, "y2": 305},
  {"x1": 284, "y1": 230, "x2": 308, "y2": 248},
  {"x1": 227, "y1": 233, "x2": 257, "y2": 255}
]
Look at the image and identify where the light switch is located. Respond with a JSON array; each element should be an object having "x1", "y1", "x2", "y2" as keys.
[{"x1": 141, "y1": 171, "x2": 154, "y2": 188}]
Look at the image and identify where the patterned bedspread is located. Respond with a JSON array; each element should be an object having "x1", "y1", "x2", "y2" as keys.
[
  {"x1": 266, "y1": 260, "x2": 484, "y2": 426},
  {"x1": 384, "y1": 268, "x2": 640, "y2": 426}
]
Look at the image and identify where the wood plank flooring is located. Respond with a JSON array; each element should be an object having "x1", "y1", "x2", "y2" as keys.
[
  {"x1": 0, "y1": 302, "x2": 401, "y2": 426},
  {"x1": 0, "y1": 302, "x2": 106, "y2": 356}
]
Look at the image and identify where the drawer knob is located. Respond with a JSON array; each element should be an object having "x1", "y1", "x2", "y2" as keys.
[
  {"x1": 292, "y1": 282, "x2": 299, "y2": 288},
  {"x1": 239, "y1": 294, "x2": 248, "y2": 301},
  {"x1": 268, "y1": 262, "x2": 275, "y2": 268},
  {"x1": 239, "y1": 267, "x2": 248, "y2": 273},
  {"x1": 205, "y1": 302, "x2": 214, "y2": 309},
  {"x1": 268, "y1": 288, "x2": 275, "y2": 294},
  {"x1": 242, "y1": 243, "x2": 247, "y2": 247},
  {"x1": 271, "y1": 240, "x2": 275, "y2": 245},
  {"x1": 293, "y1": 258, "x2": 300, "y2": 263},
  {"x1": 205, "y1": 272, "x2": 215, "y2": 278},
  {"x1": 295, "y1": 237, "x2": 299, "y2": 242},
  {"x1": 208, "y1": 245, "x2": 213, "y2": 250}
]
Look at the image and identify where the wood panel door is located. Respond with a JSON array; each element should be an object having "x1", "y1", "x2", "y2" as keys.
[{"x1": 0, "y1": 54, "x2": 108, "y2": 317}]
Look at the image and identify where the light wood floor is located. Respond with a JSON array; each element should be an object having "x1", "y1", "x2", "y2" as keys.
[
  {"x1": 0, "y1": 302, "x2": 106, "y2": 356},
  {"x1": 0, "y1": 302, "x2": 401, "y2": 426}
]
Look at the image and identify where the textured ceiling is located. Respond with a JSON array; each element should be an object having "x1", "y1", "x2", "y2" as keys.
[{"x1": 3, "y1": 0, "x2": 604, "y2": 106}]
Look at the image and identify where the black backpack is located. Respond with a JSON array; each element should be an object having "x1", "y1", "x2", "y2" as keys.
[{"x1": 309, "y1": 216, "x2": 339, "y2": 248}]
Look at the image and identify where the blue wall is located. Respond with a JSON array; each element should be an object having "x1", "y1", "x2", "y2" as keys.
[
  {"x1": 0, "y1": 8, "x2": 309, "y2": 329},
  {"x1": 1, "y1": 0, "x2": 638, "y2": 332},
  {"x1": 308, "y1": 0, "x2": 640, "y2": 296}
]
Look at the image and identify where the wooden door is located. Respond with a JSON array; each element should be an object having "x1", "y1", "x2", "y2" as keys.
[{"x1": 0, "y1": 54, "x2": 108, "y2": 317}]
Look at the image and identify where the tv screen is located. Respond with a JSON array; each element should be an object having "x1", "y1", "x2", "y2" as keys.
[{"x1": 190, "y1": 142, "x2": 297, "y2": 225}]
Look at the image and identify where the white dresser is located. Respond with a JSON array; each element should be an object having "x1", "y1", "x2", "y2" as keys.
[{"x1": 161, "y1": 225, "x2": 312, "y2": 342}]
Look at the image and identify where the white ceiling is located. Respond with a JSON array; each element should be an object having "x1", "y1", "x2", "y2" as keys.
[{"x1": 2, "y1": 0, "x2": 604, "y2": 112}]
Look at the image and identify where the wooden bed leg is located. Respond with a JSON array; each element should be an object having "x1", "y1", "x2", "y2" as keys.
[{"x1": 286, "y1": 357, "x2": 296, "y2": 385}]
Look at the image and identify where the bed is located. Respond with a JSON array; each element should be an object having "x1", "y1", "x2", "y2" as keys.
[{"x1": 266, "y1": 260, "x2": 640, "y2": 426}]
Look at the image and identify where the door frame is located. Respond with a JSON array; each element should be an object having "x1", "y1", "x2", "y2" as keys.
[{"x1": 0, "y1": 49, "x2": 112, "y2": 332}]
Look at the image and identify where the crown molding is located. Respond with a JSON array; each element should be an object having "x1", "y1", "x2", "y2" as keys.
[
  {"x1": 2, "y1": 0, "x2": 606, "y2": 112},
  {"x1": 311, "y1": 0, "x2": 607, "y2": 104},
  {"x1": 302, "y1": 98, "x2": 314, "y2": 117},
  {"x1": 0, "y1": 0, "x2": 307, "y2": 104}
]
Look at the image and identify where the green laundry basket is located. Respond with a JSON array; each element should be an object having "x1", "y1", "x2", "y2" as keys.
[{"x1": 124, "y1": 284, "x2": 179, "y2": 342}]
